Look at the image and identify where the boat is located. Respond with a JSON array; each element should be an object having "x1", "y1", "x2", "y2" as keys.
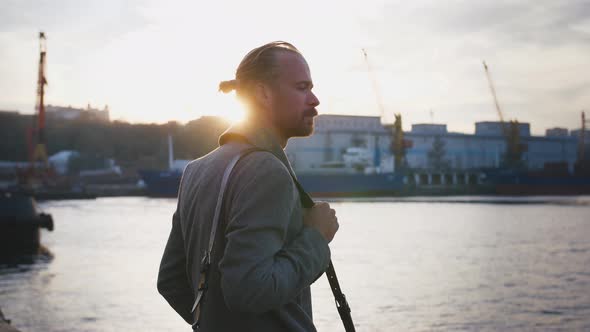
[
  {"x1": 297, "y1": 172, "x2": 404, "y2": 197},
  {"x1": 0, "y1": 191, "x2": 54, "y2": 260},
  {"x1": 138, "y1": 148, "x2": 590, "y2": 197},
  {"x1": 138, "y1": 169, "x2": 182, "y2": 197},
  {"x1": 139, "y1": 168, "x2": 405, "y2": 198},
  {"x1": 295, "y1": 147, "x2": 405, "y2": 197},
  {"x1": 138, "y1": 135, "x2": 188, "y2": 197},
  {"x1": 484, "y1": 161, "x2": 590, "y2": 195},
  {"x1": 138, "y1": 142, "x2": 406, "y2": 197}
]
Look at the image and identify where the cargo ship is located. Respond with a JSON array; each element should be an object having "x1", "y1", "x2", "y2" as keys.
[
  {"x1": 138, "y1": 169, "x2": 183, "y2": 197},
  {"x1": 138, "y1": 135, "x2": 189, "y2": 198},
  {"x1": 138, "y1": 134, "x2": 590, "y2": 197},
  {"x1": 484, "y1": 161, "x2": 590, "y2": 195},
  {"x1": 138, "y1": 169, "x2": 404, "y2": 198},
  {"x1": 297, "y1": 172, "x2": 404, "y2": 197},
  {"x1": 138, "y1": 142, "x2": 405, "y2": 197},
  {"x1": 138, "y1": 163, "x2": 590, "y2": 197}
]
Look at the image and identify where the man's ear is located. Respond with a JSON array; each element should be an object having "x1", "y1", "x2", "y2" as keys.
[{"x1": 253, "y1": 82, "x2": 273, "y2": 111}]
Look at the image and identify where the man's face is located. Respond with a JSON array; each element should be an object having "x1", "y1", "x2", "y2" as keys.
[{"x1": 267, "y1": 51, "x2": 320, "y2": 139}]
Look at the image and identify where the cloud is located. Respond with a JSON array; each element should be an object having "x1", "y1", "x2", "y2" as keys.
[
  {"x1": 416, "y1": 1, "x2": 590, "y2": 47},
  {"x1": 361, "y1": 1, "x2": 590, "y2": 58},
  {"x1": 349, "y1": 1, "x2": 590, "y2": 132},
  {"x1": 0, "y1": 0, "x2": 152, "y2": 42},
  {"x1": 0, "y1": 0, "x2": 588, "y2": 130}
]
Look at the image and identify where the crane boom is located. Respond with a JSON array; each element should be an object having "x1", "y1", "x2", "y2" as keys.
[
  {"x1": 482, "y1": 60, "x2": 526, "y2": 169},
  {"x1": 362, "y1": 49, "x2": 386, "y2": 121},
  {"x1": 482, "y1": 61, "x2": 505, "y2": 124},
  {"x1": 362, "y1": 48, "x2": 410, "y2": 171}
]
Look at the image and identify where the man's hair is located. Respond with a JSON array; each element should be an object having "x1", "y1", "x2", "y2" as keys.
[{"x1": 219, "y1": 41, "x2": 301, "y2": 97}]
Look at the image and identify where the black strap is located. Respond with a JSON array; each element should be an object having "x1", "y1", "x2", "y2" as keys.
[
  {"x1": 326, "y1": 261, "x2": 355, "y2": 332},
  {"x1": 291, "y1": 171, "x2": 356, "y2": 331}
]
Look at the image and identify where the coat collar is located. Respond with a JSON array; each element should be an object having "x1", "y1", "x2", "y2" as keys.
[
  {"x1": 218, "y1": 121, "x2": 315, "y2": 208},
  {"x1": 218, "y1": 121, "x2": 296, "y2": 178}
]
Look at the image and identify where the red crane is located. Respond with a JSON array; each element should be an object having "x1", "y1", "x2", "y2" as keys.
[
  {"x1": 23, "y1": 31, "x2": 51, "y2": 185},
  {"x1": 31, "y1": 32, "x2": 48, "y2": 167}
]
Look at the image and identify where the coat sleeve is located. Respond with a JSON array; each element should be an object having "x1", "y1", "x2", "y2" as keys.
[
  {"x1": 157, "y1": 209, "x2": 194, "y2": 324},
  {"x1": 219, "y1": 155, "x2": 331, "y2": 314}
]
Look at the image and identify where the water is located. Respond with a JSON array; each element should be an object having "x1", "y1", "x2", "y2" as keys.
[{"x1": 1, "y1": 196, "x2": 590, "y2": 331}]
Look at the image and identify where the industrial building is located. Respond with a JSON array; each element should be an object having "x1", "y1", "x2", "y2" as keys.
[
  {"x1": 46, "y1": 104, "x2": 110, "y2": 122},
  {"x1": 286, "y1": 114, "x2": 581, "y2": 173}
]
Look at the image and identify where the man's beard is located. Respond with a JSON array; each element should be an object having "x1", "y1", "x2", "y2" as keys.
[
  {"x1": 291, "y1": 108, "x2": 317, "y2": 137},
  {"x1": 286, "y1": 118, "x2": 315, "y2": 138},
  {"x1": 276, "y1": 108, "x2": 318, "y2": 139}
]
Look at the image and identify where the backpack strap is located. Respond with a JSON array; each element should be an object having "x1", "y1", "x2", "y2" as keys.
[{"x1": 191, "y1": 147, "x2": 262, "y2": 329}]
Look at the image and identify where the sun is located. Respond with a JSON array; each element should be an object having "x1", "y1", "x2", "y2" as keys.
[
  {"x1": 220, "y1": 107, "x2": 246, "y2": 124},
  {"x1": 205, "y1": 93, "x2": 246, "y2": 124}
]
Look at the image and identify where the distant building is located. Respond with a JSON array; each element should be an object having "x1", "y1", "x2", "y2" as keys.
[
  {"x1": 0, "y1": 109, "x2": 20, "y2": 116},
  {"x1": 411, "y1": 124, "x2": 447, "y2": 135},
  {"x1": 475, "y1": 121, "x2": 530, "y2": 137},
  {"x1": 46, "y1": 104, "x2": 110, "y2": 122},
  {"x1": 571, "y1": 129, "x2": 590, "y2": 160},
  {"x1": 546, "y1": 127, "x2": 569, "y2": 137},
  {"x1": 286, "y1": 114, "x2": 578, "y2": 172},
  {"x1": 571, "y1": 129, "x2": 590, "y2": 142}
]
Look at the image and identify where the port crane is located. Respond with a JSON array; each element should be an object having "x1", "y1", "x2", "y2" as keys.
[
  {"x1": 362, "y1": 49, "x2": 386, "y2": 121},
  {"x1": 21, "y1": 32, "x2": 52, "y2": 186},
  {"x1": 574, "y1": 110, "x2": 590, "y2": 176},
  {"x1": 580, "y1": 111, "x2": 588, "y2": 161},
  {"x1": 32, "y1": 32, "x2": 48, "y2": 165},
  {"x1": 482, "y1": 61, "x2": 526, "y2": 169},
  {"x1": 362, "y1": 49, "x2": 410, "y2": 171}
]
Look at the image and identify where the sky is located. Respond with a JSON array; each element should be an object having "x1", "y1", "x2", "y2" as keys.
[{"x1": 1, "y1": 0, "x2": 589, "y2": 134}]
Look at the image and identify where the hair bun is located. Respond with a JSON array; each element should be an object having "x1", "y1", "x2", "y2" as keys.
[{"x1": 218, "y1": 79, "x2": 238, "y2": 93}]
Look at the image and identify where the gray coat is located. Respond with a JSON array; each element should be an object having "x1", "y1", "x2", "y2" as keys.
[{"x1": 157, "y1": 122, "x2": 331, "y2": 331}]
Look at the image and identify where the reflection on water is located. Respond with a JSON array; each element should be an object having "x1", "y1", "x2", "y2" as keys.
[{"x1": 1, "y1": 196, "x2": 589, "y2": 331}]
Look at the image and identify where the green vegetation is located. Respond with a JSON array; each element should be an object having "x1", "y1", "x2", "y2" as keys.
[
  {"x1": 0, "y1": 112, "x2": 231, "y2": 170},
  {"x1": 501, "y1": 120, "x2": 526, "y2": 170},
  {"x1": 427, "y1": 135, "x2": 450, "y2": 171},
  {"x1": 390, "y1": 114, "x2": 407, "y2": 170}
]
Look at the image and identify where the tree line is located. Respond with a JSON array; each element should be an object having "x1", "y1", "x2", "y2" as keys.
[{"x1": 0, "y1": 111, "x2": 231, "y2": 171}]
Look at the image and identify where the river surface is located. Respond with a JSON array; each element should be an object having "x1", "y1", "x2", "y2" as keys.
[{"x1": 1, "y1": 196, "x2": 590, "y2": 331}]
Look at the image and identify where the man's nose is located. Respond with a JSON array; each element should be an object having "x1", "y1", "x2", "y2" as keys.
[{"x1": 308, "y1": 91, "x2": 320, "y2": 107}]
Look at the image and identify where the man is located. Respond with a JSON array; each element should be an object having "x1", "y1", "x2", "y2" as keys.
[{"x1": 157, "y1": 41, "x2": 339, "y2": 331}]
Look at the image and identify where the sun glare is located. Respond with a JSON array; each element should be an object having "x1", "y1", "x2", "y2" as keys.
[
  {"x1": 222, "y1": 109, "x2": 246, "y2": 124},
  {"x1": 213, "y1": 93, "x2": 246, "y2": 124}
]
